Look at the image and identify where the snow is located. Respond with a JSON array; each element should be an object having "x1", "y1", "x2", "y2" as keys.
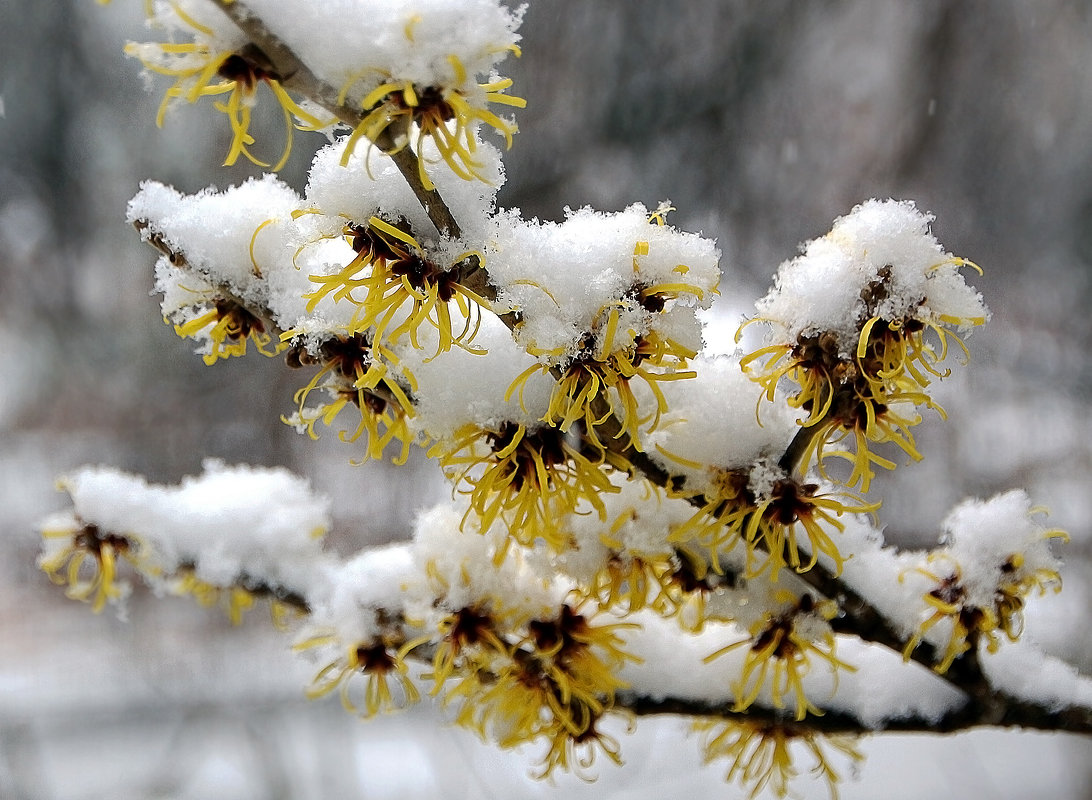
[
  {"x1": 399, "y1": 314, "x2": 555, "y2": 437},
  {"x1": 642, "y1": 353, "x2": 799, "y2": 492},
  {"x1": 483, "y1": 205, "x2": 719, "y2": 365},
  {"x1": 243, "y1": 0, "x2": 525, "y2": 102},
  {"x1": 753, "y1": 199, "x2": 989, "y2": 356},
  {"x1": 22, "y1": 2, "x2": 1090, "y2": 797},
  {"x1": 43, "y1": 459, "x2": 334, "y2": 604}
]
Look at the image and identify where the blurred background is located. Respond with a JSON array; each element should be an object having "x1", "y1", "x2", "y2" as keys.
[{"x1": 1, "y1": 1, "x2": 1091, "y2": 797}]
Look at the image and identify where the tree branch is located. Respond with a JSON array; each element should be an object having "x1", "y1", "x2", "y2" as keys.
[
  {"x1": 622, "y1": 689, "x2": 1092, "y2": 736},
  {"x1": 156, "y1": 0, "x2": 986, "y2": 693},
  {"x1": 149, "y1": 0, "x2": 1092, "y2": 741},
  {"x1": 209, "y1": 0, "x2": 463, "y2": 239}
]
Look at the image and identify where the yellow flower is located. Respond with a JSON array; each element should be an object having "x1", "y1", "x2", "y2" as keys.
[
  {"x1": 427, "y1": 604, "x2": 511, "y2": 692},
  {"x1": 534, "y1": 715, "x2": 627, "y2": 781},
  {"x1": 299, "y1": 632, "x2": 421, "y2": 718},
  {"x1": 995, "y1": 546, "x2": 1066, "y2": 640},
  {"x1": 431, "y1": 421, "x2": 621, "y2": 557},
  {"x1": 284, "y1": 334, "x2": 415, "y2": 464},
  {"x1": 654, "y1": 547, "x2": 728, "y2": 632},
  {"x1": 524, "y1": 604, "x2": 639, "y2": 682},
  {"x1": 171, "y1": 570, "x2": 257, "y2": 626},
  {"x1": 740, "y1": 265, "x2": 987, "y2": 489},
  {"x1": 801, "y1": 378, "x2": 930, "y2": 494},
  {"x1": 444, "y1": 603, "x2": 637, "y2": 775},
  {"x1": 510, "y1": 317, "x2": 697, "y2": 454},
  {"x1": 168, "y1": 568, "x2": 305, "y2": 627},
  {"x1": 303, "y1": 218, "x2": 412, "y2": 310},
  {"x1": 902, "y1": 540, "x2": 1066, "y2": 673},
  {"x1": 444, "y1": 656, "x2": 554, "y2": 746},
  {"x1": 673, "y1": 468, "x2": 877, "y2": 579},
  {"x1": 706, "y1": 594, "x2": 854, "y2": 721},
  {"x1": 39, "y1": 522, "x2": 136, "y2": 613},
  {"x1": 697, "y1": 719, "x2": 862, "y2": 800},
  {"x1": 586, "y1": 551, "x2": 676, "y2": 615},
  {"x1": 443, "y1": 642, "x2": 609, "y2": 751},
  {"x1": 739, "y1": 331, "x2": 846, "y2": 426},
  {"x1": 306, "y1": 216, "x2": 490, "y2": 358},
  {"x1": 126, "y1": 7, "x2": 328, "y2": 170},
  {"x1": 175, "y1": 297, "x2": 284, "y2": 365},
  {"x1": 901, "y1": 559, "x2": 986, "y2": 673},
  {"x1": 740, "y1": 335, "x2": 928, "y2": 493},
  {"x1": 340, "y1": 55, "x2": 525, "y2": 188}
]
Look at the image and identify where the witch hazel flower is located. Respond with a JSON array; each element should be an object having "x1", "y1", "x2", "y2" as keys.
[
  {"x1": 293, "y1": 135, "x2": 503, "y2": 356},
  {"x1": 552, "y1": 476, "x2": 696, "y2": 617},
  {"x1": 303, "y1": 133, "x2": 504, "y2": 243},
  {"x1": 38, "y1": 460, "x2": 334, "y2": 620},
  {"x1": 443, "y1": 600, "x2": 641, "y2": 780},
  {"x1": 127, "y1": 0, "x2": 524, "y2": 179},
  {"x1": 39, "y1": 514, "x2": 137, "y2": 614},
  {"x1": 126, "y1": 157, "x2": 450, "y2": 464},
  {"x1": 294, "y1": 544, "x2": 426, "y2": 717},
  {"x1": 283, "y1": 333, "x2": 418, "y2": 463},
  {"x1": 303, "y1": 214, "x2": 491, "y2": 357},
  {"x1": 244, "y1": 0, "x2": 526, "y2": 186},
  {"x1": 130, "y1": 177, "x2": 419, "y2": 462},
  {"x1": 740, "y1": 199, "x2": 988, "y2": 490},
  {"x1": 409, "y1": 318, "x2": 619, "y2": 555},
  {"x1": 901, "y1": 491, "x2": 1067, "y2": 673},
  {"x1": 410, "y1": 503, "x2": 558, "y2": 679},
  {"x1": 129, "y1": 174, "x2": 307, "y2": 322},
  {"x1": 129, "y1": 132, "x2": 503, "y2": 337},
  {"x1": 127, "y1": 0, "x2": 329, "y2": 170},
  {"x1": 398, "y1": 505, "x2": 641, "y2": 779},
  {"x1": 643, "y1": 354, "x2": 875, "y2": 579},
  {"x1": 696, "y1": 718, "x2": 863, "y2": 800},
  {"x1": 705, "y1": 590, "x2": 854, "y2": 722},
  {"x1": 488, "y1": 203, "x2": 720, "y2": 452},
  {"x1": 335, "y1": 55, "x2": 524, "y2": 190},
  {"x1": 671, "y1": 462, "x2": 879, "y2": 581}
]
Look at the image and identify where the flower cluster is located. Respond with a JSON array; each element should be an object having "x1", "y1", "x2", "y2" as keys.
[
  {"x1": 901, "y1": 492, "x2": 1067, "y2": 673},
  {"x1": 705, "y1": 592, "x2": 853, "y2": 721},
  {"x1": 444, "y1": 603, "x2": 639, "y2": 779},
  {"x1": 670, "y1": 462, "x2": 878, "y2": 578},
  {"x1": 126, "y1": 1, "x2": 327, "y2": 170},
  {"x1": 491, "y1": 204, "x2": 720, "y2": 452},
  {"x1": 175, "y1": 296, "x2": 283, "y2": 364},
  {"x1": 283, "y1": 334, "x2": 415, "y2": 464},
  {"x1": 288, "y1": 507, "x2": 644, "y2": 778},
  {"x1": 430, "y1": 420, "x2": 619, "y2": 555},
  {"x1": 740, "y1": 199, "x2": 988, "y2": 490},
  {"x1": 300, "y1": 628, "x2": 423, "y2": 717},
  {"x1": 697, "y1": 719, "x2": 862, "y2": 800},
  {"x1": 128, "y1": 0, "x2": 524, "y2": 178},
  {"x1": 339, "y1": 64, "x2": 525, "y2": 189},
  {"x1": 42, "y1": 2, "x2": 1080, "y2": 797},
  {"x1": 39, "y1": 519, "x2": 138, "y2": 613},
  {"x1": 303, "y1": 215, "x2": 489, "y2": 356},
  {"x1": 38, "y1": 461, "x2": 332, "y2": 621}
]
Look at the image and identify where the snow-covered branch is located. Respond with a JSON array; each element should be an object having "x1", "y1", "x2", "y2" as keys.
[{"x1": 41, "y1": 1, "x2": 1090, "y2": 797}]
